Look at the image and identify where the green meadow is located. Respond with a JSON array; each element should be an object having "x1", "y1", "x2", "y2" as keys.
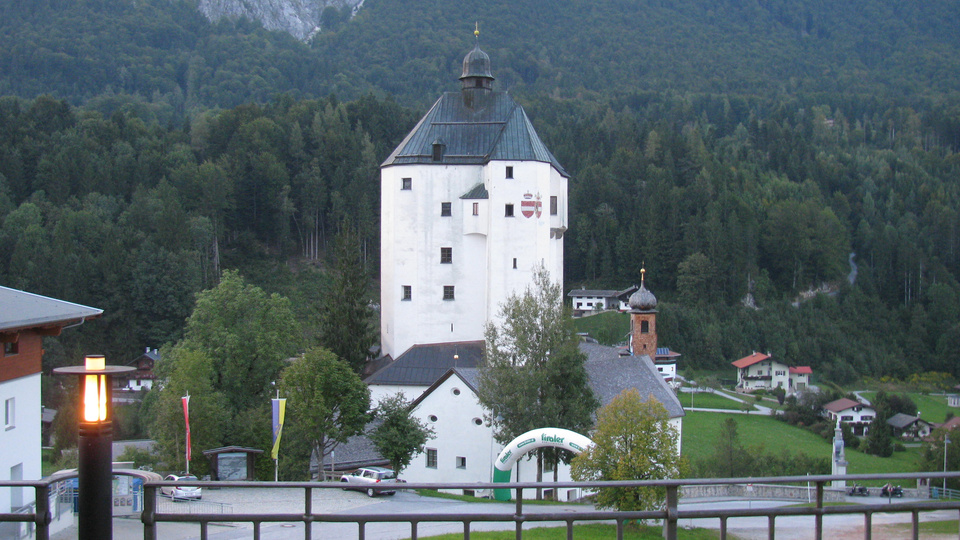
[{"x1": 859, "y1": 391, "x2": 952, "y2": 424}]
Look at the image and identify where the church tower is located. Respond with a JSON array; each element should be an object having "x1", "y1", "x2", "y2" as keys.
[
  {"x1": 379, "y1": 29, "x2": 569, "y2": 359},
  {"x1": 629, "y1": 268, "x2": 658, "y2": 357}
]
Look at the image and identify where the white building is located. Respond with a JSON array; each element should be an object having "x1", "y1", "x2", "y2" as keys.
[
  {"x1": 379, "y1": 37, "x2": 568, "y2": 360},
  {"x1": 0, "y1": 286, "x2": 101, "y2": 522},
  {"x1": 823, "y1": 397, "x2": 876, "y2": 436},
  {"x1": 732, "y1": 352, "x2": 811, "y2": 395}
]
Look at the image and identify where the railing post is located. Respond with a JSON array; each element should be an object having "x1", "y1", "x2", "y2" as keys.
[
  {"x1": 815, "y1": 480, "x2": 824, "y2": 540},
  {"x1": 303, "y1": 486, "x2": 312, "y2": 540},
  {"x1": 141, "y1": 484, "x2": 156, "y2": 540},
  {"x1": 35, "y1": 483, "x2": 50, "y2": 540},
  {"x1": 515, "y1": 488, "x2": 523, "y2": 540},
  {"x1": 864, "y1": 512, "x2": 872, "y2": 540},
  {"x1": 663, "y1": 485, "x2": 678, "y2": 540}
]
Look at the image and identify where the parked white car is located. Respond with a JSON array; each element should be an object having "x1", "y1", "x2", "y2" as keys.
[
  {"x1": 161, "y1": 474, "x2": 202, "y2": 500},
  {"x1": 339, "y1": 467, "x2": 402, "y2": 497}
]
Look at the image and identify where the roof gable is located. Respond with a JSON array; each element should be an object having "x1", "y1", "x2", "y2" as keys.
[
  {"x1": 823, "y1": 398, "x2": 871, "y2": 413},
  {"x1": 732, "y1": 352, "x2": 771, "y2": 369},
  {"x1": 381, "y1": 92, "x2": 567, "y2": 176},
  {"x1": 364, "y1": 341, "x2": 483, "y2": 386}
]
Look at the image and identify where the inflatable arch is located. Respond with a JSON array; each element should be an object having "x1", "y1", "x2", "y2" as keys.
[{"x1": 492, "y1": 427, "x2": 594, "y2": 501}]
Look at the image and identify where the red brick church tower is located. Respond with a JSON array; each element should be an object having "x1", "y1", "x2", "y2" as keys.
[{"x1": 629, "y1": 268, "x2": 658, "y2": 356}]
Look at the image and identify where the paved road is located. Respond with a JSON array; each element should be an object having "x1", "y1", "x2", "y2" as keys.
[{"x1": 51, "y1": 489, "x2": 960, "y2": 540}]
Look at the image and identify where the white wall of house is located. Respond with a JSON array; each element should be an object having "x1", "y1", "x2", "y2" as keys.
[
  {"x1": 737, "y1": 360, "x2": 790, "y2": 391},
  {"x1": 0, "y1": 373, "x2": 41, "y2": 512},
  {"x1": 655, "y1": 362, "x2": 677, "y2": 381},
  {"x1": 381, "y1": 160, "x2": 566, "y2": 359},
  {"x1": 368, "y1": 384, "x2": 428, "y2": 406},
  {"x1": 827, "y1": 406, "x2": 876, "y2": 424}
]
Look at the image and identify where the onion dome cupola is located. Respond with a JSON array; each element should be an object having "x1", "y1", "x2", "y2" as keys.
[
  {"x1": 460, "y1": 23, "x2": 494, "y2": 91},
  {"x1": 629, "y1": 267, "x2": 658, "y2": 311}
]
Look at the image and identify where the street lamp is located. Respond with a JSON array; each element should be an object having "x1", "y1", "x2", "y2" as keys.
[
  {"x1": 55, "y1": 355, "x2": 134, "y2": 540},
  {"x1": 945, "y1": 435, "x2": 951, "y2": 495}
]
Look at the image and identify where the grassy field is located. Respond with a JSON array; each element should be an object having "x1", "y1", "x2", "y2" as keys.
[
  {"x1": 678, "y1": 392, "x2": 747, "y2": 410},
  {"x1": 682, "y1": 411, "x2": 922, "y2": 483},
  {"x1": 859, "y1": 391, "x2": 953, "y2": 424},
  {"x1": 419, "y1": 523, "x2": 721, "y2": 539},
  {"x1": 572, "y1": 311, "x2": 630, "y2": 345}
]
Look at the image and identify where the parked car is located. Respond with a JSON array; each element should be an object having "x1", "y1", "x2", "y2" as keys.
[
  {"x1": 161, "y1": 474, "x2": 202, "y2": 500},
  {"x1": 339, "y1": 467, "x2": 402, "y2": 497}
]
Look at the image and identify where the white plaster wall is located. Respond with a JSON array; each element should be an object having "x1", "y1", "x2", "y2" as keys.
[
  {"x1": 367, "y1": 384, "x2": 428, "y2": 406},
  {"x1": 0, "y1": 374, "x2": 41, "y2": 512},
  {"x1": 381, "y1": 159, "x2": 566, "y2": 359}
]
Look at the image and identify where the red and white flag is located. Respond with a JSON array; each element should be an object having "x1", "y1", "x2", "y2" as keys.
[{"x1": 182, "y1": 395, "x2": 191, "y2": 462}]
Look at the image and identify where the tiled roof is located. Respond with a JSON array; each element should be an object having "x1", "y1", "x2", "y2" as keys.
[
  {"x1": 886, "y1": 413, "x2": 921, "y2": 429},
  {"x1": 789, "y1": 366, "x2": 812, "y2": 374},
  {"x1": 823, "y1": 398, "x2": 866, "y2": 413},
  {"x1": 364, "y1": 341, "x2": 484, "y2": 386},
  {"x1": 381, "y1": 91, "x2": 568, "y2": 177},
  {"x1": 568, "y1": 289, "x2": 619, "y2": 297},
  {"x1": 580, "y1": 342, "x2": 685, "y2": 419},
  {"x1": 0, "y1": 286, "x2": 102, "y2": 333},
  {"x1": 731, "y1": 352, "x2": 771, "y2": 369}
]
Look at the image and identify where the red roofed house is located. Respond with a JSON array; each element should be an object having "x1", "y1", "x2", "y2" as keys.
[
  {"x1": 823, "y1": 397, "x2": 876, "y2": 436},
  {"x1": 732, "y1": 352, "x2": 812, "y2": 395}
]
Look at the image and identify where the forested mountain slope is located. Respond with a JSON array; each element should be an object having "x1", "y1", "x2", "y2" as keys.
[
  {"x1": 1, "y1": 0, "x2": 959, "y2": 384},
  {"x1": 2, "y1": 0, "x2": 959, "y2": 111}
]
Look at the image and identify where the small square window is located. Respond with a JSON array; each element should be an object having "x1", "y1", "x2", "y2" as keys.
[
  {"x1": 441, "y1": 202, "x2": 452, "y2": 216},
  {"x1": 401, "y1": 178, "x2": 412, "y2": 190},
  {"x1": 513, "y1": 258, "x2": 517, "y2": 269},
  {"x1": 506, "y1": 166, "x2": 514, "y2": 179},
  {"x1": 440, "y1": 247, "x2": 452, "y2": 264},
  {"x1": 456, "y1": 456, "x2": 467, "y2": 469},
  {"x1": 550, "y1": 196, "x2": 558, "y2": 215},
  {"x1": 426, "y1": 448, "x2": 438, "y2": 468},
  {"x1": 505, "y1": 204, "x2": 514, "y2": 217},
  {"x1": 3, "y1": 342, "x2": 18, "y2": 356},
  {"x1": 443, "y1": 286, "x2": 455, "y2": 300},
  {"x1": 402, "y1": 285, "x2": 412, "y2": 301},
  {"x1": 472, "y1": 202, "x2": 479, "y2": 216}
]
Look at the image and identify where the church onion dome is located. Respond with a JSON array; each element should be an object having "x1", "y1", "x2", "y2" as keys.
[
  {"x1": 629, "y1": 283, "x2": 658, "y2": 311},
  {"x1": 460, "y1": 42, "x2": 494, "y2": 81}
]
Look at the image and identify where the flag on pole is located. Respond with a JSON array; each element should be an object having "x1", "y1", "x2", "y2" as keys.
[
  {"x1": 182, "y1": 395, "x2": 191, "y2": 462},
  {"x1": 271, "y1": 398, "x2": 286, "y2": 460}
]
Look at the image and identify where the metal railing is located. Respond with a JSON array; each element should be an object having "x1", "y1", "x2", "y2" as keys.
[{"x1": 3, "y1": 471, "x2": 960, "y2": 540}]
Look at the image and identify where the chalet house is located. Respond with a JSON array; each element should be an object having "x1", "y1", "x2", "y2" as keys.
[
  {"x1": 115, "y1": 347, "x2": 159, "y2": 397},
  {"x1": 568, "y1": 285, "x2": 638, "y2": 317},
  {"x1": 823, "y1": 397, "x2": 876, "y2": 436},
  {"x1": 731, "y1": 352, "x2": 811, "y2": 395},
  {"x1": 1, "y1": 286, "x2": 101, "y2": 519},
  {"x1": 886, "y1": 413, "x2": 932, "y2": 440}
]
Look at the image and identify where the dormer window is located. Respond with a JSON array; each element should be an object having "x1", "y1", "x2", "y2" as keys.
[{"x1": 432, "y1": 140, "x2": 446, "y2": 162}]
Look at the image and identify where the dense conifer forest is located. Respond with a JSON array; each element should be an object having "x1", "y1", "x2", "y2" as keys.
[{"x1": 1, "y1": 0, "x2": 959, "y2": 389}]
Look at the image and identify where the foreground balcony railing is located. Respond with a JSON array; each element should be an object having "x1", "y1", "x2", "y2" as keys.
[{"x1": 3, "y1": 471, "x2": 960, "y2": 540}]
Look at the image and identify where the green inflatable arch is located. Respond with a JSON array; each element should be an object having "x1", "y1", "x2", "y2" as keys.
[{"x1": 492, "y1": 427, "x2": 594, "y2": 501}]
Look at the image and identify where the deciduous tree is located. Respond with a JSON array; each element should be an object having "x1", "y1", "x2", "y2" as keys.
[
  {"x1": 369, "y1": 393, "x2": 435, "y2": 475},
  {"x1": 571, "y1": 388, "x2": 685, "y2": 513}
]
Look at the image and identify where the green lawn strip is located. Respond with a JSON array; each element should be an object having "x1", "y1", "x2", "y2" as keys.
[
  {"x1": 415, "y1": 523, "x2": 722, "y2": 539},
  {"x1": 679, "y1": 392, "x2": 752, "y2": 411},
  {"x1": 682, "y1": 411, "x2": 921, "y2": 483},
  {"x1": 415, "y1": 490, "x2": 569, "y2": 505},
  {"x1": 860, "y1": 391, "x2": 951, "y2": 424},
  {"x1": 572, "y1": 312, "x2": 630, "y2": 345},
  {"x1": 882, "y1": 519, "x2": 960, "y2": 536}
]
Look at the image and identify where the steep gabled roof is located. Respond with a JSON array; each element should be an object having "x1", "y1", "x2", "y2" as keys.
[
  {"x1": 381, "y1": 91, "x2": 568, "y2": 176},
  {"x1": 731, "y1": 352, "x2": 771, "y2": 369},
  {"x1": 580, "y1": 342, "x2": 685, "y2": 419},
  {"x1": 789, "y1": 366, "x2": 813, "y2": 375},
  {"x1": 0, "y1": 285, "x2": 102, "y2": 333}
]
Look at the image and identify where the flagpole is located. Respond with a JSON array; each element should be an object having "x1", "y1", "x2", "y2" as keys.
[
  {"x1": 274, "y1": 388, "x2": 279, "y2": 482},
  {"x1": 183, "y1": 391, "x2": 191, "y2": 475}
]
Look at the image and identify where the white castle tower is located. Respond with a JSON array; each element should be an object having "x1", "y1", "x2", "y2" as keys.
[{"x1": 379, "y1": 30, "x2": 568, "y2": 359}]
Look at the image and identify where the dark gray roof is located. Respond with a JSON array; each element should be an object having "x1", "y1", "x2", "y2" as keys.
[
  {"x1": 887, "y1": 413, "x2": 924, "y2": 429},
  {"x1": 460, "y1": 183, "x2": 489, "y2": 199},
  {"x1": 568, "y1": 289, "x2": 619, "y2": 297},
  {"x1": 409, "y1": 367, "x2": 480, "y2": 409},
  {"x1": 364, "y1": 342, "x2": 484, "y2": 386},
  {"x1": 320, "y1": 419, "x2": 390, "y2": 471},
  {"x1": 0, "y1": 286, "x2": 102, "y2": 333},
  {"x1": 580, "y1": 342, "x2": 685, "y2": 419},
  {"x1": 381, "y1": 91, "x2": 568, "y2": 177}
]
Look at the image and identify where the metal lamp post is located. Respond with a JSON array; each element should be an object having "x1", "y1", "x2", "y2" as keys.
[
  {"x1": 55, "y1": 355, "x2": 134, "y2": 540},
  {"x1": 945, "y1": 435, "x2": 951, "y2": 495}
]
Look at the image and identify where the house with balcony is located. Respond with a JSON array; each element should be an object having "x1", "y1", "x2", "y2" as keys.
[
  {"x1": 568, "y1": 285, "x2": 638, "y2": 317},
  {"x1": 823, "y1": 397, "x2": 876, "y2": 436},
  {"x1": 732, "y1": 352, "x2": 811, "y2": 395}
]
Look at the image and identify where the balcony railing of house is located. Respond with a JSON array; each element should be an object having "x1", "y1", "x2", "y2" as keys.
[{"x1": 3, "y1": 471, "x2": 960, "y2": 540}]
